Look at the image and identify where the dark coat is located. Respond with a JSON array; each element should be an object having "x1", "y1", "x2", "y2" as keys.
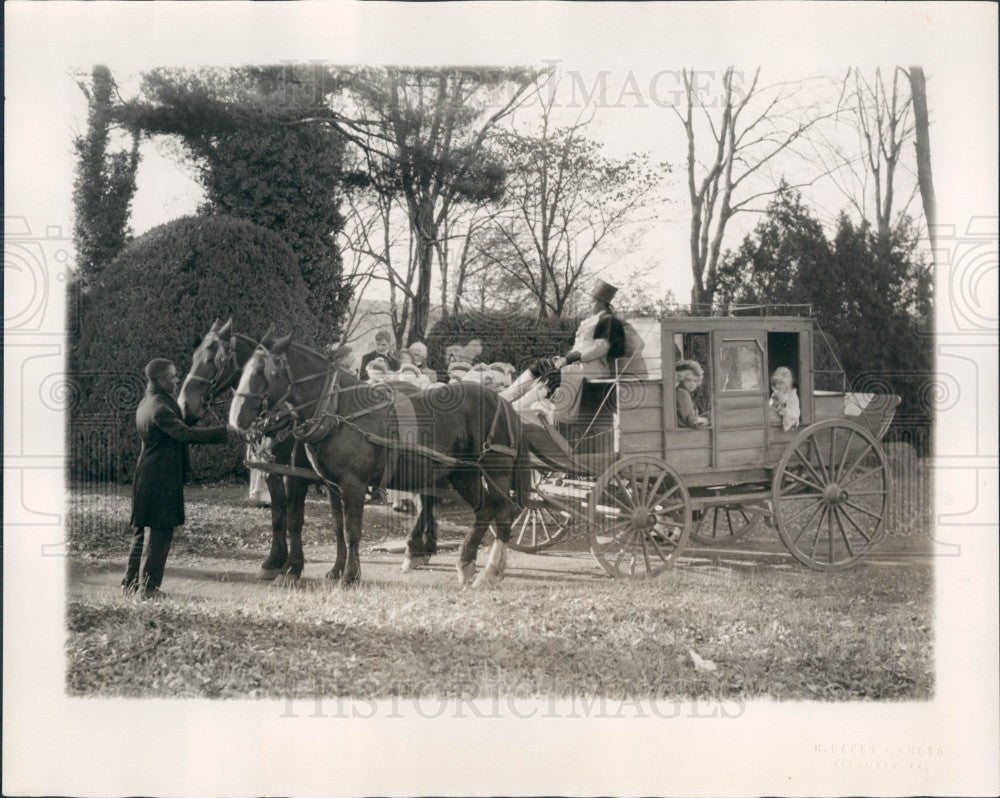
[
  {"x1": 130, "y1": 385, "x2": 227, "y2": 528},
  {"x1": 359, "y1": 350, "x2": 399, "y2": 380}
]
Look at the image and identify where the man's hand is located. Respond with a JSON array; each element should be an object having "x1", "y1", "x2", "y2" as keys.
[{"x1": 552, "y1": 356, "x2": 567, "y2": 369}]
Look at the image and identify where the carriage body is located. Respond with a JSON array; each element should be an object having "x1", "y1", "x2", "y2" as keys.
[{"x1": 520, "y1": 310, "x2": 900, "y2": 576}]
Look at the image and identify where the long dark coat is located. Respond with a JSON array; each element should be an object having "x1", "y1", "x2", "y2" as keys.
[{"x1": 130, "y1": 385, "x2": 227, "y2": 528}]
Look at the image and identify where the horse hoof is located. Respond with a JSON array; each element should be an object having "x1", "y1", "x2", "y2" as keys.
[
  {"x1": 456, "y1": 561, "x2": 477, "y2": 585},
  {"x1": 472, "y1": 569, "x2": 499, "y2": 589},
  {"x1": 401, "y1": 555, "x2": 430, "y2": 572},
  {"x1": 340, "y1": 576, "x2": 360, "y2": 590},
  {"x1": 259, "y1": 567, "x2": 282, "y2": 581},
  {"x1": 325, "y1": 567, "x2": 344, "y2": 581},
  {"x1": 272, "y1": 573, "x2": 301, "y2": 588}
]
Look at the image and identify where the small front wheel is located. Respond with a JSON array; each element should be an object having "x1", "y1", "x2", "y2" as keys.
[{"x1": 588, "y1": 456, "x2": 691, "y2": 579}]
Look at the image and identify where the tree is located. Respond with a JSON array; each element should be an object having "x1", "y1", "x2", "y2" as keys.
[
  {"x1": 116, "y1": 67, "x2": 356, "y2": 339},
  {"x1": 70, "y1": 215, "x2": 327, "y2": 483},
  {"x1": 475, "y1": 92, "x2": 664, "y2": 317},
  {"x1": 335, "y1": 67, "x2": 543, "y2": 342},
  {"x1": 72, "y1": 65, "x2": 141, "y2": 288},
  {"x1": 671, "y1": 67, "x2": 840, "y2": 306},
  {"x1": 906, "y1": 66, "x2": 937, "y2": 252},
  {"x1": 712, "y1": 190, "x2": 933, "y2": 440},
  {"x1": 711, "y1": 184, "x2": 829, "y2": 308},
  {"x1": 825, "y1": 68, "x2": 918, "y2": 241}
]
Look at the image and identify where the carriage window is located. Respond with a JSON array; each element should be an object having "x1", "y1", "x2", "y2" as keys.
[
  {"x1": 719, "y1": 341, "x2": 763, "y2": 392},
  {"x1": 673, "y1": 332, "x2": 711, "y2": 427}
]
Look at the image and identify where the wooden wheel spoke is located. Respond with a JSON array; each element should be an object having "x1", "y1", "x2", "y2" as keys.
[
  {"x1": 840, "y1": 465, "x2": 885, "y2": 491},
  {"x1": 642, "y1": 471, "x2": 668, "y2": 507},
  {"x1": 834, "y1": 429, "x2": 856, "y2": 481},
  {"x1": 808, "y1": 506, "x2": 829, "y2": 560},
  {"x1": 793, "y1": 448, "x2": 828, "y2": 487},
  {"x1": 810, "y1": 436, "x2": 830, "y2": 482},
  {"x1": 782, "y1": 496, "x2": 825, "y2": 523},
  {"x1": 833, "y1": 507, "x2": 856, "y2": 558},
  {"x1": 791, "y1": 499, "x2": 825, "y2": 545},
  {"x1": 847, "y1": 490, "x2": 887, "y2": 497},
  {"x1": 843, "y1": 500, "x2": 883, "y2": 521},
  {"x1": 639, "y1": 532, "x2": 652, "y2": 574},
  {"x1": 783, "y1": 469, "x2": 824, "y2": 493},
  {"x1": 611, "y1": 475, "x2": 638, "y2": 507},
  {"x1": 837, "y1": 504, "x2": 873, "y2": 543},
  {"x1": 647, "y1": 531, "x2": 674, "y2": 565},
  {"x1": 837, "y1": 444, "x2": 876, "y2": 488}
]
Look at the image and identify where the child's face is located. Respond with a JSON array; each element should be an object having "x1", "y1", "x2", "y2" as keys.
[
  {"x1": 679, "y1": 372, "x2": 700, "y2": 391},
  {"x1": 771, "y1": 377, "x2": 788, "y2": 394}
]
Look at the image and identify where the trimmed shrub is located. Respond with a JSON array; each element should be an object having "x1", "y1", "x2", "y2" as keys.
[
  {"x1": 425, "y1": 311, "x2": 579, "y2": 373},
  {"x1": 69, "y1": 214, "x2": 326, "y2": 483}
]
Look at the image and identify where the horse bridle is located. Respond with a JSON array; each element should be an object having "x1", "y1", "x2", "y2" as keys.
[
  {"x1": 186, "y1": 334, "x2": 241, "y2": 406},
  {"x1": 237, "y1": 349, "x2": 398, "y2": 443}
]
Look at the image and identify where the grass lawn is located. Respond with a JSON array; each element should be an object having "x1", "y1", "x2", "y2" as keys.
[{"x1": 65, "y1": 445, "x2": 934, "y2": 700}]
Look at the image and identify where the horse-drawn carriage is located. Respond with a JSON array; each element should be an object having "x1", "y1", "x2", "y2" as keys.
[
  {"x1": 506, "y1": 307, "x2": 901, "y2": 577},
  {"x1": 182, "y1": 307, "x2": 899, "y2": 587}
]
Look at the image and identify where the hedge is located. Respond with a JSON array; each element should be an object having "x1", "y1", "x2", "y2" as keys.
[
  {"x1": 425, "y1": 311, "x2": 579, "y2": 373},
  {"x1": 69, "y1": 214, "x2": 326, "y2": 483}
]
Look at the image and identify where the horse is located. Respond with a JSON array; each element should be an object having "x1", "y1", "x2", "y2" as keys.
[
  {"x1": 228, "y1": 333, "x2": 531, "y2": 588},
  {"x1": 177, "y1": 318, "x2": 333, "y2": 585}
]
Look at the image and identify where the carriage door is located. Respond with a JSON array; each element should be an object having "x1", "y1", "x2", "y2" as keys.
[{"x1": 713, "y1": 332, "x2": 768, "y2": 469}]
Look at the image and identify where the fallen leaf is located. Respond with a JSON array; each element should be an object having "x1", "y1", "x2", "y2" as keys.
[{"x1": 688, "y1": 649, "x2": 717, "y2": 673}]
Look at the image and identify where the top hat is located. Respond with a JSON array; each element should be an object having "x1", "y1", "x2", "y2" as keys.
[{"x1": 590, "y1": 279, "x2": 618, "y2": 306}]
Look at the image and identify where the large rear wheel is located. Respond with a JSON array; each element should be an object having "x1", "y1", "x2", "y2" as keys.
[
  {"x1": 588, "y1": 456, "x2": 691, "y2": 579},
  {"x1": 773, "y1": 420, "x2": 890, "y2": 570}
]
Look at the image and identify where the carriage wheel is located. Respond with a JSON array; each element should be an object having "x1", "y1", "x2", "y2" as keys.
[
  {"x1": 689, "y1": 502, "x2": 769, "y2": 546},
  {"x1": 588, "y1": 456, "x2": 691, "y2": 579},
  {"x1": 503, "y1": 471, "x2": 574, "y2": 554},
  {"x1": 773, "y1": 420, "x2": 890, "y2": 571}
]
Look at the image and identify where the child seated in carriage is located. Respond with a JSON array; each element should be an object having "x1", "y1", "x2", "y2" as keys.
[
  {"x1": 675, "y1": 360, "x2": 710, "y2": 428},
  {"x1": 768, "y1": 366, "x2": 801, "y2": 431}
]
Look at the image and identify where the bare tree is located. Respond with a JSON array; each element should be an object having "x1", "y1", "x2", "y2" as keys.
[
  {"x1": 672, "y1": 67, "x2": 841, "y2": 305},
  {"x1": 813, "y1": 67, "x2": 923, "y2": 244},
  {"x1": 905, "y1": 66, "x2": 937, "y2": 252},
  {"x1": 331, "y1": 67, "x2": 545, "y2": 343},
  {"x1": 474, "y1": 89, "x2": 663, "y2": 317}
]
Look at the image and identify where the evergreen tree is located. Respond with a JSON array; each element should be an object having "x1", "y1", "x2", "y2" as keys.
[{"x1": 72, "y1": 65, "x2": 141, "y2": 287}]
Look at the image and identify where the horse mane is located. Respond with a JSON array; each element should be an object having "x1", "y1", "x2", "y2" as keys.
[{"x1": 286, "y1": 340, "x2": 359, "y2": 384}]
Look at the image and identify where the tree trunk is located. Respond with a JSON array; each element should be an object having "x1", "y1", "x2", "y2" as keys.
[{"x1": 908, "y1": 66, "x2": 937, "y2": 252}]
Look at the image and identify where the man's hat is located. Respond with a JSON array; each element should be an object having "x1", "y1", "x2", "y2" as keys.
[{"x1": 590, "y1": 279, "x2": 618, "y2": 306}]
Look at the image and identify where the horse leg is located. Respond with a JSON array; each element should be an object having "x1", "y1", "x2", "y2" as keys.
[
  {"x1": 325, "y1": 486, "x2": 347, "y2": 581},
  {"x1": 421, "y1": 494, "x2": 438, "y2": 559},
  {"x1": 450, "y1": 471, "x2": 490, "y2": 586},
  {"x1": 473, "y1": 471, "x2": 519, "y2": 589},
  {"x1": 259, "y1": 473, "x2": 288, "y2": 580},
  {"x1": 273, "y1": 476, "x2": 308, "y2": 587},
  {"x1": 339, "y1": 477, "x2": 368, "y2": 587},
  {"x1": 401, "y1": 499, "x2": 429, "y2": 572}
]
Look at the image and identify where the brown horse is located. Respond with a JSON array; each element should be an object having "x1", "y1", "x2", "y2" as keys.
[
  {"x1": 228, "y1": 333, "x2": 530, "y2": 587},
  {"x1": 177, "y1": 319, "x2": 333, "y2": 585}
]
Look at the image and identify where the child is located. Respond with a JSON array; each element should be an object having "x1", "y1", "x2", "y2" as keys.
[
  {"x1": 769, "y1": 366, "x2": 801, "y2": 431},
  {"x1": 675, "y1": 360, "x2": 710, "y2": 428}
]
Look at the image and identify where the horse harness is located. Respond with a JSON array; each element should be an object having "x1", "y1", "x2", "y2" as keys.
[{"x1": 243, "y1": 354, "x2": 518, "y2": 491}]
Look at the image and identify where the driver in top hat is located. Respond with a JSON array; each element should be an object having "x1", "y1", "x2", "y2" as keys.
[{"x1": 501, "y1": 279, "x2": 625, "y2": 424}]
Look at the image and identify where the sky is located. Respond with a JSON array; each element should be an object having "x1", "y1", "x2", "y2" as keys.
[{"x1": 12, "y1": 18, "x2": 926, "y2": 314}]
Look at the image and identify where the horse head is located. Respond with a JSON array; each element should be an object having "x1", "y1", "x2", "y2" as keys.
[
  {"x1": 179, "y1": 318, "x2": 267, "y2": 420},
  {"x1": 228, "y1": 331, "x2": 295, "y2": 434}
]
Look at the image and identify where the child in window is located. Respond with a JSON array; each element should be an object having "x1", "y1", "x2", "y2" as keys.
[
  {"x1": 676, "y1": 360, "x2": 710, "y2": 428},
  {"x1": 769, "y1": 366, "x2": 801, "y2": 431}
]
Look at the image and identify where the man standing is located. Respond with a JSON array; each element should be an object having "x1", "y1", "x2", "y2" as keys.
[
  {"x1": 123, "y1": 358, "x2": 230, "y2": 598},
  {"x1": 359, "y1": 329, "x2": 399, "y2": 380}
]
